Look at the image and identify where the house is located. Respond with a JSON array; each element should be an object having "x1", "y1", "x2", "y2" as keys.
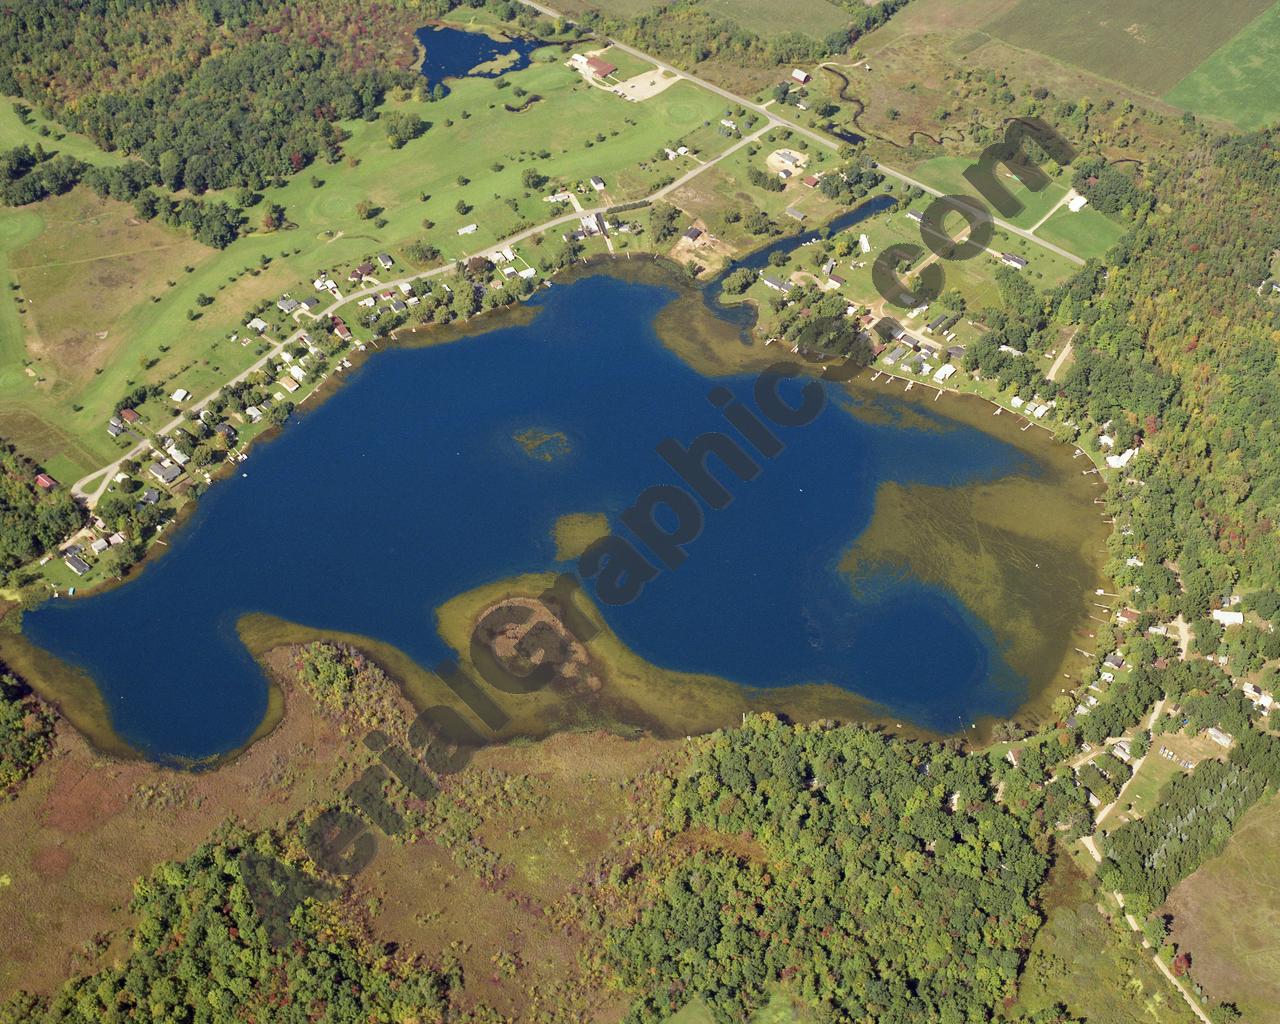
[
  {"x1": 377, "y1": 253, "x2": 394, "y2": 270},
  {"x1": 357, "y1": 262, "x2": 375, "y2": 277},
  {"x1": 300, "y1": 296, "x2": 321, "y2": 312},
  {"x1": 215, "y1": 423, "x2": 238, "y2": 442},
  {"x1": 120, "y1": 408, "x2": 140, "y2": 424},
  {"x1": 776, "y1": 151, "x2": 801, "y2": 168},
  {"x1": 933, "y1": 364, "x2": 956, "y2": 383},
  {"x1": 826, "y1": 274, "x2": 845, "y2": 287},
  {"x1": 313, "y1": 275, "x2": 334, "y2": 291},
  {"x1": 457, "y1": 224, "x2": 478, "y2": 236},
  {"x1": 90, "y1": 537, "x2": 110, "y2": 555},
  {"x1": 34, "y1": 472, "x2": 57, "y2": 491},
  {"x1": 108, "y1": 532, "x2": 126, "y2": 546},
  {"x1": 335, "y1": 325, "x2": 353, "y2": 341},
  {"x1": 784, "y1": 206, "x2": 805, "y2": 222},
  {"x1": 1113, "y1": 740, "x2": 1132, "y2": 760},
  {"x1": 277, "y1": 297, "x2": 300, "y2": 314},
  {"x1": 683, "y1": 227, "x2": 702, "y2": 241},
  {"x1": 802, "y1": 175, "x2": 819, "y2": 188},
  {"x1": 149, "y1": 462, "x2": 182, "y2": 485},
  {"x1": 165, "y1": 445, "x2": 189, "y2": 466},
  {"x1": 171, "y1": 388, "x2": 191, "y2": 402},
  {"x1": 1206, "y1": 727, "x2": 1233, "y2": 748},
  {"x1": 107, "y1": 421, "x2": 125, "y2": 438},
  {"x1": 791, "y1": 68, "x2": 811, "y2": 84},
  {"x1": 1106, "y1": 448, "x2": 1138, "y2": 469},
  {"x1": 390, "y1": 299, "x2": 407, "y2": 313},
  {"x1": 247, "y1": 317, "x2": 269, "y2": 333},
  {"x1": 244, "y1": 405, "x2": 262, "y2": 423},
  {"x1": 761, "y1": 275, "x2": 790, "y2": 292},
  {"x1": 589, "y1": 176, "x2": 606, "y2": 191},
  {"x1": 1211, "y1": 608, "x2": 1245, "y2": 627},
  {"x1": 348, "y1": 267, "x2": 365, "y2": 282},
  {"x1": 517, "y1": 267, "x2": 536, "y2": 279},
  {"x1": 139, "y1": 488, "x2": 161, "y2": 505},
  {"x1": 947, "y1": 345, "x2": 966, "y2": 359},
  {"x1": 720, "y1": 119, "x2": 737, "y2": 131},
  {"x1": 1067, "y1": 193, "x2": 1088, "y2": 212},
  {"x1": 65, "y1": 554, "x2": 91, "y2": 576},
  {"x1": 1000, "y1": 252, "x2": 1029, "y2": 270},
  {"x1": 858, "y1": 233, "x2": 871, "y2": 253},
  {"x1": 585, "y1": 56, "x2": 617, "y2": 78},
  {"x1": 1104, "y1": 652, "x2": 1125, "y2": 670},
  {"x1": 1117, "y1": 607, "x2": 1140, "y2": 625},
  {"x1": 280, "y1": 377, "x2": 299, "y2": 394},
  {"x1": 926, "y1": 314, "x2": 948, "y2": 332}
]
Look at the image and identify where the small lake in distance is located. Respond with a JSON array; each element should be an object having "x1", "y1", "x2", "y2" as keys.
[
  {"x1": 23, "y1": 254, "x2": 1104, "y2": 760},
  {"x1": 415, "y1": 25, "x2": 543, "y2": 94}
]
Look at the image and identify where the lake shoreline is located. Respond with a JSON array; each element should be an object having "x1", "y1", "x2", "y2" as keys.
[{"x1": 14, "y1": 214, "x2": 1110, "y2": 766}]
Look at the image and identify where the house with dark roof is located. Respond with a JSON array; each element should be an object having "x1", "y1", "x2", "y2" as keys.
[
  {"x1": 1000, "y1": 252, "x2": 1029, "y2": 269},
  {"x1": 377, "y1": 253, "x2": 394, "y2": 270},
  {"x1": 65, "y1": 554, "x2": 91, "y2": 576},
  {"x1": 585, "y1": 56, "x2": 616, "y2": 78},
  {"x1": 277, "y1": 297, "x2": 300, "y2": 314},
  {"x1": 149, "y1": 462, "x2": 182, "y2": 485}
]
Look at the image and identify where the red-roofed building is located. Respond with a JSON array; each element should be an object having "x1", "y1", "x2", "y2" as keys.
[
  {"x1": 802, "y1": 175, "x2": 819, "y2": 188},
  {"x1": 585, "y1": 57, "x2": 617, "y2": 79},
  {"x1": 119, "y1": 408, "x2": 140, "y2": 423},
  {"x1": 35, "y1": 473, "x2": 57, "y2": 491}
]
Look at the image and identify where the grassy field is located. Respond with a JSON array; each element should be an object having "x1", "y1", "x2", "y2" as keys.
[
  {"x1": 1163, "y1": 1, "x2": 1280, "y2": 128},
  {"x1": 984, "y1": 0, "x2": 1274, "y2": 95},
  {"x1": 702, "y1": 0, "x2": 851, "y2": 38},
  {"x1": 1035, "y1": 205, "x2": 1126, "y2": 261},
  {"x1": 1163, "y1": 792, "x2": 1280, "y2": 1023},
  {"x1": 0, "y1": 48, "x2": 736, "y2": 480}
]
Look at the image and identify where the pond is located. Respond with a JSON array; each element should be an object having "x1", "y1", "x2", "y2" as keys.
[
  {"x1": 415, "y1": 24, "x2": 543, "y2": 94},
  {"x1": 22, "y1": 222, "x2": 1105, "y2": 761}
]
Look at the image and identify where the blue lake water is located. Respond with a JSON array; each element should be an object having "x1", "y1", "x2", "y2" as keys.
[
  {"x1": 416, "y1": 25, "x2": 542, "y2": 93},
  {"x1": 26, "y1": 272, "x2": 1047, "y2": 760}
]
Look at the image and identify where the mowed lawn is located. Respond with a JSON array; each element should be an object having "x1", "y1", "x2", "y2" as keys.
[
  {"x1": 0, "y1": 47, "x2": 733, "y2": 479},
  {"x1": 1164, "y1": 1, "x2": 1280, "y2": 129},
  {"x1": 1164, "y1": 792, "x2": 1280, "y2": 1023},
  {"x1": 907, "y1": 155, "x2": 1073, "y2": 234},
  {"x1": 983, "y1": 0, "x2": 1274, "y2": 95},
  {"x1": 1036, "y1": 205, "x2": 1126, "y2": 262}
]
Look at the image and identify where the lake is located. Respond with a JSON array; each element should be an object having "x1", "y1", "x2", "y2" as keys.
[
  {"x1": 415, "y1": 25, "x2": 543, "y2": 94},
  {"x1": 22, "y1": 262, "x2": 1105, "y2": 761}
]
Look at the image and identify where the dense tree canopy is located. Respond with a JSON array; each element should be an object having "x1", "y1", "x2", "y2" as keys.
[{"x1": 607, "y1": 716, "x2": 1047, "y2": 1023}]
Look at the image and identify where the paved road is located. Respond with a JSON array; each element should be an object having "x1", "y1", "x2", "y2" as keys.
[
  {"x1": 521, "y1": 0, "x2": 1085, "y2": 267},
  {"x1": 69, "y1": 123, "x2": 772, "y2": 505}
]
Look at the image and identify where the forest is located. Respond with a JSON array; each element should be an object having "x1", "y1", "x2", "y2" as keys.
[
  {"x1": 0, "y1": 671, "x2": 53, "y2": 794},
  {"x1": 0, "y1": 443, "x2": 85, "y2": 576},
  {"x1": 606, "y1": 716, "x2": 1049, "y2": 1022},
  {"x1": 0, "y1": 0, "x2": 408, "y2": 194},
  {"x1": 0, "y1": 829, "x2": 470, "y2": 1023}
]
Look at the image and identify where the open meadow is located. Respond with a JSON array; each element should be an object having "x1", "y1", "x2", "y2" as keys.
[
  {"x1": 1163, "y1": 1, "x2": 1280, "y2": 129},
  {"x1": 1163, "y1": 792, "x2": 1280, "y2": 1023}
]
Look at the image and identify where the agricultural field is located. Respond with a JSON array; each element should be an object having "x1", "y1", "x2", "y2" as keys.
[
  {"x1": 0, "y1": 43, "x2": 736, "y2": 482},
  {"x1": 983, "y1": 0, "x2": 1274, "y2": 96},
  {"x1": 1163, "y1": 1, "x2": 1280, "y2": 129},
  {"x1": 1163, "y1": 793, "x2": 1280, "y2": 1024}
]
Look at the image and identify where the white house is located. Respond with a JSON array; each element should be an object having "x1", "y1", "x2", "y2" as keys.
[
  {"x1": 171, "y1": 388, "x2": 191, "y2": 402},
  {"x1": 933, "y1": 364, "x2": 957, "y2": 383},
  {"x1": 457, "y1": 224, "x2": 478, "y2": 236},
  {"x1": 1211, "y1": 608, "x2": 1245, "y2": 627},
  {"x1": 791, "y1": 68, "x2": 811, "y2": 84},
  {"x1": 1067, "y1": 192, "x2": 1088, "y2": 213},
  {"x1": 1106, "y1": 448, "x2": 1138, "y2": 469}
]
